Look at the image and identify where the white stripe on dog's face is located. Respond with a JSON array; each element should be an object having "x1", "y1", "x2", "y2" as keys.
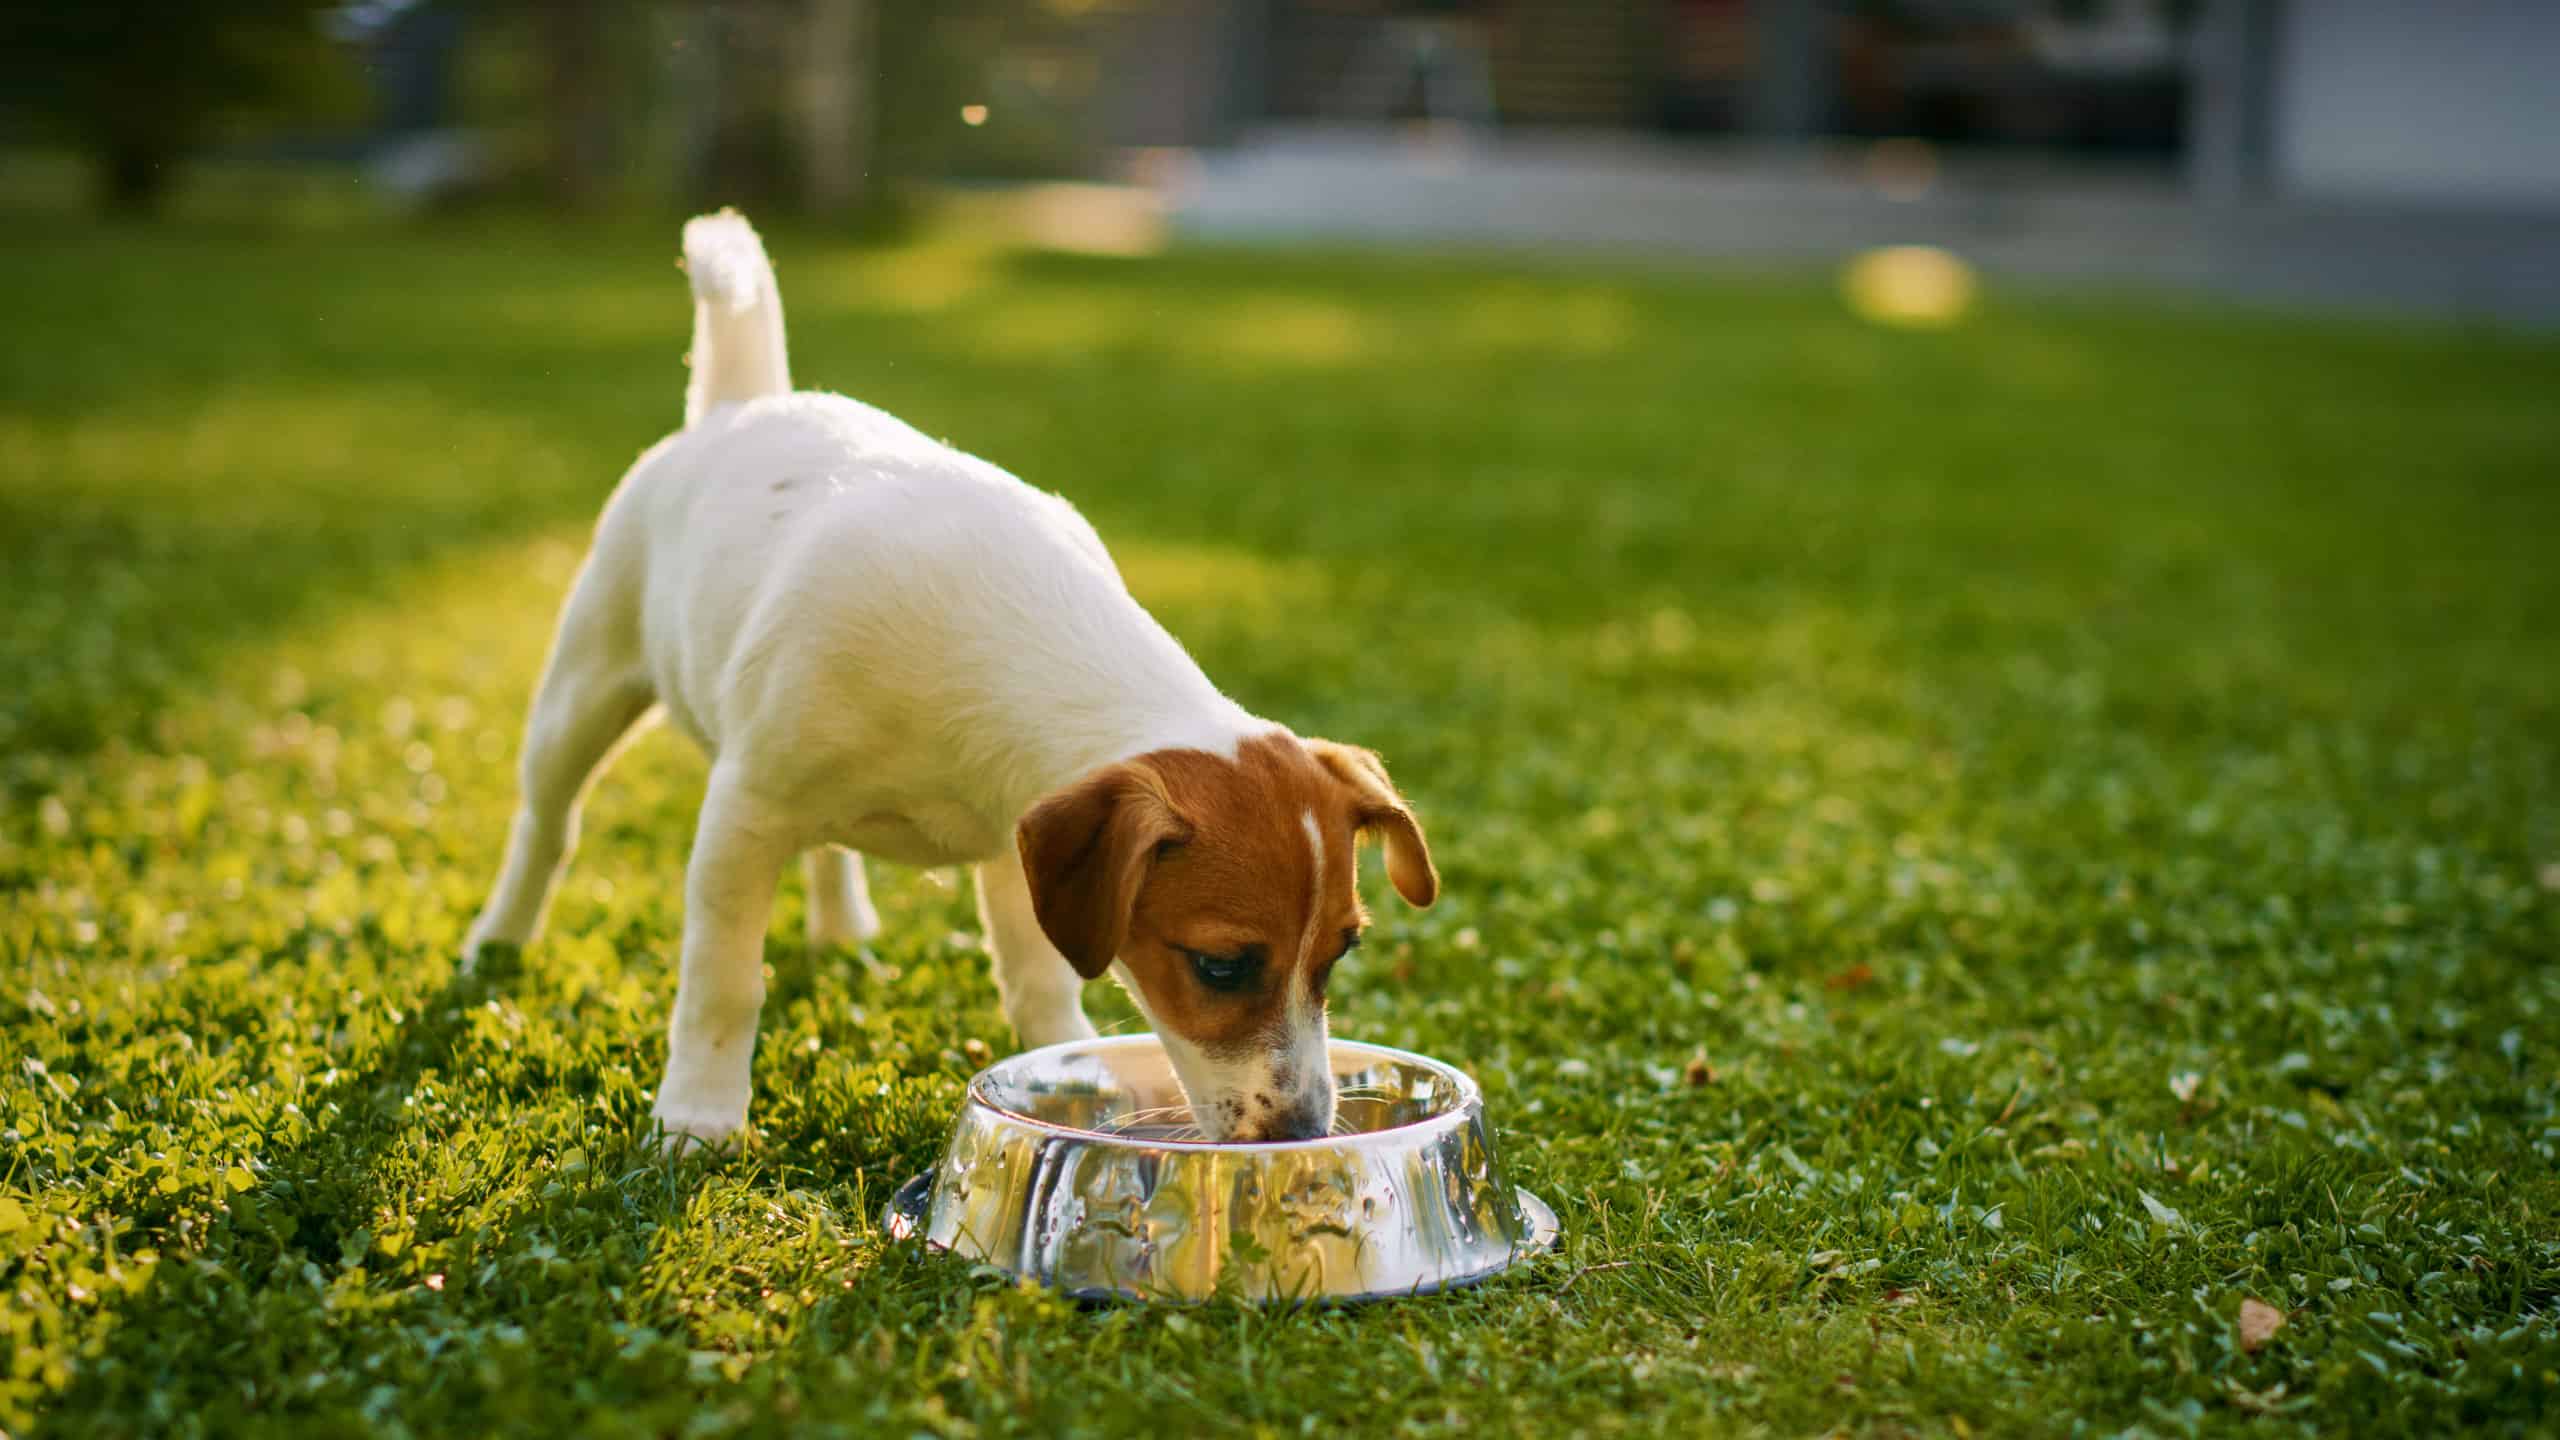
[
  {"x1": 1268, "y1": 805, "x2": 1337, "y2": 1126},
  {"x1": 1297, "y1": 808, "x2": 1327, "y2": 993}
]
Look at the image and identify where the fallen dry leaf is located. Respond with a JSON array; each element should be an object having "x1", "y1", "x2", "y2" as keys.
[
  {"x1": 2239, "y1": 1297, "x2": 2287, "y2": 1353},
  {"x1": 1683, "y1": 1050, "x2": 1715, "y2": 1087},
  {"x1": 2225, "y1": 1380, "x2": 2299, "y2": 1414},
  {"x1": 1824, "y1": 963, "x2": 1876, "y2": 992}
]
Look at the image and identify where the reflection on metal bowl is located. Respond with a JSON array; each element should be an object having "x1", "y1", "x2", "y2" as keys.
[{"x1": 883, "y1": 1035, "x2": 1557, "y2": 1303}]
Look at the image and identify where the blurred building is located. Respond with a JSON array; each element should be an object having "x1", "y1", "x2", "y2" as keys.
[
  {"x1": 2228, "y1": 0, "x2": 2559, "y2": 207},
  {"x1": 86, "y1": 0, "x2": 2543, "y2": 318},
  {"x1": 1077, "y1": 0, "x2": 2558, "y2": 320},
  {"x1": 1097, "y1": 0, "x2": 2558, "y2": 206}
]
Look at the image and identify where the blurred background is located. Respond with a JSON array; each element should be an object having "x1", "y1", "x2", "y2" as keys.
[{"x1": 3, "y1": 0, "x2": 2556, "y2": 322}]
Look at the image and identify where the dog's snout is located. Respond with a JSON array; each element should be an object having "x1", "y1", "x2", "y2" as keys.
[
  {"x1": 1270, "y1": 1104, "x2": 1331, "y2": 1142},
  {"x1": 1248, "y1": 1084, "x2": 1336, "y2": 1142}
]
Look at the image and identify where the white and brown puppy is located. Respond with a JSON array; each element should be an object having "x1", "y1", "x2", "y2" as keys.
[{"x1": 463, "y1": 212, "x2": 1436, "y2": 1148}]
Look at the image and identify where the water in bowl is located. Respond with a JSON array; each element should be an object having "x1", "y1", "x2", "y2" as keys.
[{"x1": 980, "y1": 1047, "x2": 1458, "y2": 1144}]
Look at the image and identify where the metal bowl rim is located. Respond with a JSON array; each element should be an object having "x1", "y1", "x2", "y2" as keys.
[{"x1": 961, "y1": 1033, "x2": 1485, "y2": 1155}]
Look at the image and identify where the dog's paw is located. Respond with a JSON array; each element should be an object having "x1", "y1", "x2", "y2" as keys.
[
  {"x1": 458, "y1": 933, "x2": 501, "y2": 973},
  {"x1": 460, "y1": 912, "x2": 525, "y2": 970},
  {"x1": 457, "y1": 939, "x2": 525, "y2": 987},
  {"x1": 805, "y1": 904, "x2": 883, "y2": 949},
  {"x1": 650, "y1": 1099, "x2": 747, "y2": 1157}
]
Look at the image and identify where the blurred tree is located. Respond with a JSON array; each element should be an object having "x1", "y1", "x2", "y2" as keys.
[
  {"x1": 539, "y1": 0, "x2": 614, "y2": 208},
  {"x1": 872, "y1": 0, "x2": 1099, "y2": 186},
  {"x1": 796, "y1": 0, "x2": 873, "y2": 215},
  {"x1": 0, "y1": 0, "x2": 345, "y2": 215},
  {"x1": 420, "y1": 0, "x2": 1072, "y2": 217}
]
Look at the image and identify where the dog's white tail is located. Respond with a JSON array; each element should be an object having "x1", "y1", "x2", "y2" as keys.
[{"x1": 682, "y1": 209, "x2": 790, "y2": 425}]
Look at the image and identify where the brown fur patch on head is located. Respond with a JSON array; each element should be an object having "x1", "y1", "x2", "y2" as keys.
[
  {"x1": 1015, "y1": 732, "x2": 1437, "y2": 1057},
  {"x1": 1014, "y1": 761, "x2": 1190, "y2": 979},
  {"x1": 1305, "y1": 739, "x2": 1439, "y2": 907}
]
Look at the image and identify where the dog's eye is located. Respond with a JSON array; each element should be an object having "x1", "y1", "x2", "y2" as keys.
[{"x1": 1184, "y1": 946, "x2": 1264, "y2": 994}]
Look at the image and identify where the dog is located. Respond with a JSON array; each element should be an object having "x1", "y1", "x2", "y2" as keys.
[{"x1": 463, "y1": 212, "x2": 1437, "y2": 1148}]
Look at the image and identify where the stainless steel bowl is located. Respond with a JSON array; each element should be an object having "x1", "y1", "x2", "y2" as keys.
[{"x1": 883, "y1": 1035, "x2": 1557, "y2": 1303}]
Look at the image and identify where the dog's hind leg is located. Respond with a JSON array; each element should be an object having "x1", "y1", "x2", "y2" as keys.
[
  {"x1": 975, "y1": 847, "x2": 1099, "y2": 1050},
  {"x1": 464, "y1": 554, "x2": 657, "y2": 964},
  {"x1": 654, "y1": 765, "x2": 791, "y2": 1149},
  {"x1": 802, "y1": 845, "x2": 881, "y2": 947}
]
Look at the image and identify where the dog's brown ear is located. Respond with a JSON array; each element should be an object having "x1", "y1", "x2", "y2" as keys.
[
  {"x1": 1307, "y1": 740, "x2": 1438, "y2": 908},
  {"x1": 1016, "y1": 760, "x2": 1191, "y2": 978}
]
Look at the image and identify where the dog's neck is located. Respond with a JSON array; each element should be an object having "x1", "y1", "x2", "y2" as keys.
[{"x1": 993, "y1": 602, "x2": 1275, "y2": 821}]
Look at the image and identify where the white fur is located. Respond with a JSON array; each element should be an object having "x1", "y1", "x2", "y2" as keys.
[
  {"x1": 1282, "y1": 808, "x2": 1337, "y2": 1131},
  {"x1": 463, "y1": 213, "x2": 1282, "y2": 1148},
  {"x1": 681, "y1": 211, "x2": 792, "y2": 425}
]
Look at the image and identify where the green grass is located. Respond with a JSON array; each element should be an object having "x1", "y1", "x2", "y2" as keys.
[{"x1": 4, "y1": 211, "x2": 2559, "y2": 1438}]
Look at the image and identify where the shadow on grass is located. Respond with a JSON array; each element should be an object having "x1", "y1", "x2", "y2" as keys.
[
  {"x1": 42, "y1": 945, "x2": 536, "y2": 1423},
  {"x1": 38, "y1": 905, "x2": 973, "y2": 1430}
]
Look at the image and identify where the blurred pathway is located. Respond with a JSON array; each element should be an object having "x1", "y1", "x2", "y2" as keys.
[{"x1": 1172, "y1": 125, "x2": 2560, "y2": 326}]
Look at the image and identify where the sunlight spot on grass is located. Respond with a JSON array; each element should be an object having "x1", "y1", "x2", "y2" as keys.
[
  {"x1": 799, "y1": 192, "x2": 1172, "y2": 316},
  {"x1": 1115, "y1": 541, "x2": 1325, "y2": 619},
  {"x1": 1455, "y1": 285, "x2": 1638, "y2": 355},
  {"x1": 1200, "y1": 295, "x2": 1382, "y2": 370},
  {"x1": 495, "y1": 280, "x2": 686, "y2": 345},
  {"x1": 796, "y1": 237, "x2": 1006, "y2": 315},
  {"x1": 956, "y1": 290, "x2": 1137, "y2": 358},
  {"x1": 948, "y1": 288, "x2": 1385, "y2": 370},
  {"x1": 7, "y1": 386, "x2": 571, "y2": 526},
  {"x1": 0, "y1": 518, "x2": 714, "y2": 973}
]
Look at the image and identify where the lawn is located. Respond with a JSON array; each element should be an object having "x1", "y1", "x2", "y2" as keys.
[{"x1": 3, "y1": 211, "x2": 2558, "y2": 1438}]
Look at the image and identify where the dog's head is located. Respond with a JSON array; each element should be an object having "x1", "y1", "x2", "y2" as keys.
[{"x1": 1017, "y1": 732, "x2": 1436, "y2": 1142}]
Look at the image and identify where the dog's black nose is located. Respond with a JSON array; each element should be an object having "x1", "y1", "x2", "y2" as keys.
[{"x1": 1257, "y1": 1093, "x2": 1335, "y2": 1142}]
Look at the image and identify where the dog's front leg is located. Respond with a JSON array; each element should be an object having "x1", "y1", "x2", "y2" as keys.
[
  {"x1": 653, "y1": 767, "x2": 791, "y2": 1150},
  {"x1": 975, "y1": 847, "x2": 1098, "y2": 1050}
]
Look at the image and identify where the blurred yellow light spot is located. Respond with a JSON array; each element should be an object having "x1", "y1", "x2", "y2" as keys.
[
  {"x1": 1841, "y1": 245, "x2": 1977, "y2": 329},
  {"x1": 960, "y1": 105, "x2": 988, "y2": 127}
]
